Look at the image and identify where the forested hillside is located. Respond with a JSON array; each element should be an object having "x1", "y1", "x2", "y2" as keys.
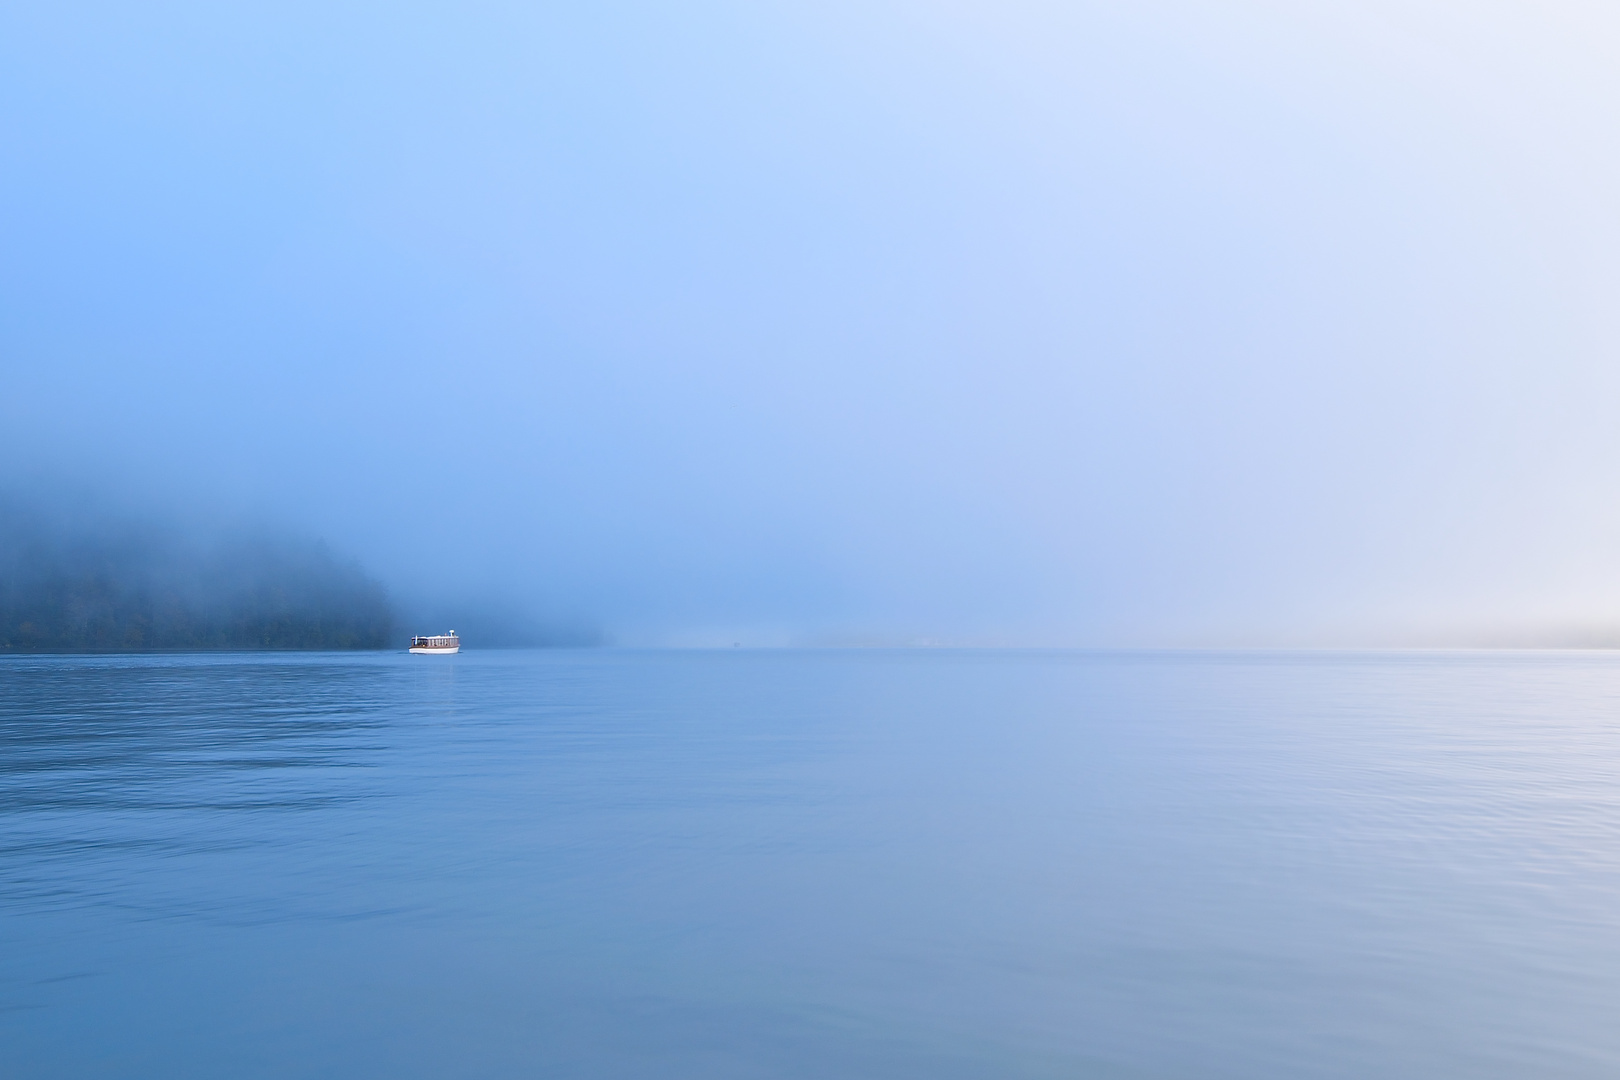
[{"x1": 0, "y1": 496, "x2": 394, "y2": 652}]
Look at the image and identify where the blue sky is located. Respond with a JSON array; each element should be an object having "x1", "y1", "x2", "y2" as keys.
[{"x1": 5, "y1": 1, "x2": 1620, "y2": 644}]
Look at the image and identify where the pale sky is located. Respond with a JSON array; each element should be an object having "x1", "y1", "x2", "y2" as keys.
[{"x1": 5, "y1": 1, "x2": 1620, "y2": 644}]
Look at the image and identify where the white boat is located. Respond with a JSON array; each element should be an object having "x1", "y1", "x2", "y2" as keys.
[{"x1": 409, "y1": 631, "x2": 460, "y2": 654}]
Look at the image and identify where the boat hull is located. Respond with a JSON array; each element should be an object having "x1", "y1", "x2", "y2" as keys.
[{"x1": 409, "y1": 645, "x2": 460, "y2": 654}]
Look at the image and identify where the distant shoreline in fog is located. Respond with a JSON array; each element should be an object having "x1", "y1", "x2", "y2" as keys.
[{"x1": 0, "y1": 491, "x2": 395, "y2": 654}]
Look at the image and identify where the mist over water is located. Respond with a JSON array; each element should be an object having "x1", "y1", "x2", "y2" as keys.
[
  {"x1": 8, "y1": 4, "x2": 1620, "y2": 1076},
  {"x1": 7, "y1": 2, "x2": 1620, "y2": 644}
]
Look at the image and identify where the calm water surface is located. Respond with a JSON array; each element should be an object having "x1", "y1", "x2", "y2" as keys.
[{"x1": 3, "y1": 649, "x2": 1619, "y2": 1078}]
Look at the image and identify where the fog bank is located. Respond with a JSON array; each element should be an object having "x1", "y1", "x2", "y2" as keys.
[{"x1": 7, "y1": 2, "x2": 1620, "y2": 645}]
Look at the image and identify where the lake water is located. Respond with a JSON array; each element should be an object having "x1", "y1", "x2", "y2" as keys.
[{"x1": 3, "y1": 648, "x2": 1619, "y2": 1078}]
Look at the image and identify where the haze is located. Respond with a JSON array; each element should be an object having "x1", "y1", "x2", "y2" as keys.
[{"x1": 5, "y1": 1, "x2": 1620, "y2": 646}]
